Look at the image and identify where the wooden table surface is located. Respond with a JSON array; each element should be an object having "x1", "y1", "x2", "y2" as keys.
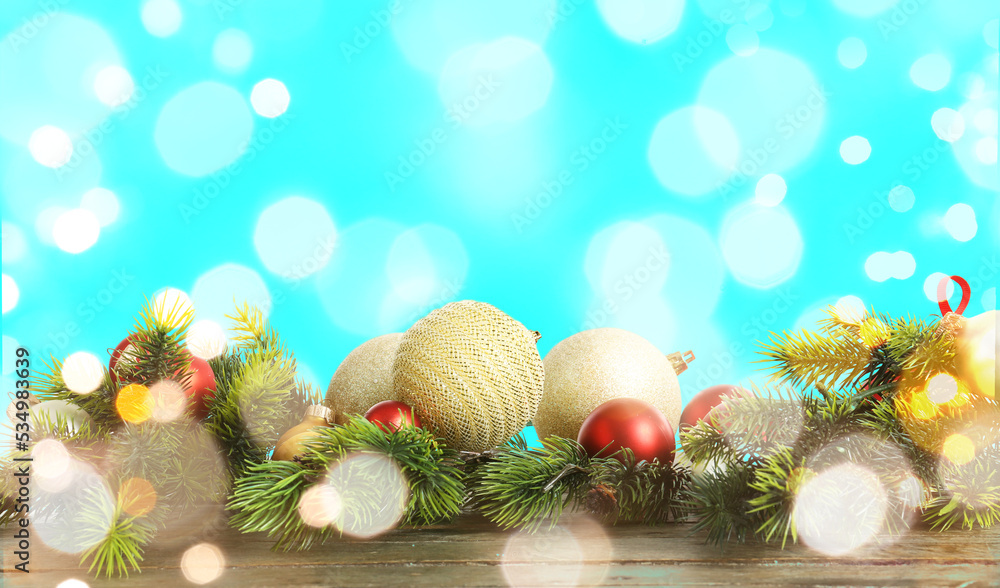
[{"x1": 3, "y1": 516, "x2": 999, "y2": 587}]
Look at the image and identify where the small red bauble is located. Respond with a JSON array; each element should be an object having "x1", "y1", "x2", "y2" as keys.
[
  {"x1": 679, "y1": 385, "x2": 746, "y2": 431},
  {"x1": 365, "y1": 400, "x2": 421, "y2": 433},
  {"x1": 577, "y1": 398, "x2": 675, "y2": 465}
]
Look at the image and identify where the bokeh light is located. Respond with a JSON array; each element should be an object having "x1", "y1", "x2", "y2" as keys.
[
  {"x1": 596, "y1": 0, "x2": 685, "y2": 45},
  {"x1": 116, "y1": 383, "x2": 154, "y2": 424},
  {"x1": 1, "y1": 274, "x2": 18, "y2": 313},
  {"x1": 840, "y1": 135, "x2": 871, "y2": 164},
  {"x1": 924, "y1": 373, "x2": 959, "y2": 404},
  {"x1": 33, "y1": 438, "x2": 73, "y2": 492},
  {"x1": 832, "y1": 0, "x2": 899, "y2": 17},
  {"x1": 953, "y1": 92, "x2": 999, "y2": 189},
  {"x1": 390, "y1": 0, "x2": 555, "y2": 74},
  {"x1": 119, "y1": 477, "x2": 158, "y2": 517},
  {"x1": 923, "y1": 272, "x2": 954, "y2": 303},
  {"x1": 52, "y1": 209, "x2": 100, "y2": 254},
  {"x1": 726, "y1": 24, "x2": 759, "y2": 57},
  {"x1": 910, "y1": 54, "x2": 952, "y2": 91},
  {"x1": 648, "y1": 106, "x2": 740, "y2": 196},
  {"x1": 141, "y1": 0, "x2": 182, "y2": 37},
  {"x1": 148, "y1": 379, "x2": 188, "y2": 423},
  {"x1": 93, "y1": 66, "x2": 134, "y2": 107},
  {"x1": 154, "y1": 82, "x2": 253, "y2": 176},
  {"x1": 720, "y1": 204, "x2": 803, "y2": 289},
  {"x1": 152, "y1": 287, "x2": 195, "y2": 325},
  {"x1": 56, "y1": 580, "x2": 89, "y2": 588},
  {"x1": 191, "y1": 263, "x2": 272, "y2": 324},
  {"x1": 180, "y1": 543, "x2": 226, "y2": 585},
  {"x1": 298, "y1": 483, "x2": 343, "y2": 528},
  {"x1": 213, "y1": 29, "x2": 253, "y2": 72},
  {"x1": 837, "y1": 38, "x2": 867, "y2": 69},
  {"x1": 2, "y1": 222, "x2": 28, "y2": 263},
  {"x1": 502, "y1": 516, "x2": 611, "y2": 587},
  {"x1": 697, "y1": 49, "x2": 825, "y2": 175},
  {"x1": 327, "y1": 452, "x2": 408, "y2": 538},
  {"x1": 29, "y1": 125, "x2": 73, "y2": 168},
  {"x1": 30, "y1": 399, "x2": 92, "y2": 434},
  {"x1": 931, "y1": 108, "x2": 965, "y2": 142},
  {"x1": 254, "y1": 197, "x2": 336, "y2": 280},
  {"x1": 942, "y1": 433, "x2": 976, "y2": 465},
  {"x1": 888, "y1": 185, "x2": 915, "y2": 212},
  {"x1": 250, "y1": 78, "x2": 291, "y2": 118},
  {"x1": 61, "y1": 351, "x2": 104, "y2": 394},
  {"x1": 186, "y1": 320, "x2": 228, "y2": 360},
  {"x1": 0, "y1": 14, "x2": 122, "y2": 145},
  {"x1": 33, "y1": 462, "x2": 115, "y2": 554},
  {"x1": 438, "y1": 37, "x2": 552, "y2": 127},
  {"x1": 864, "y1": 251, "x2": 915, "y2": 282},
  {"x1": 943, "y1": 203, "x2": 978, "y2": 241},
  {"x1": 794, "y1": 462, "x2": 888, "y2": 556},
  {"x1": 754, "y1": 173, "x2": 787, "y2": 206},
  {"x1": 79, "y1": 188, "x2": 120, "y2": 227}
]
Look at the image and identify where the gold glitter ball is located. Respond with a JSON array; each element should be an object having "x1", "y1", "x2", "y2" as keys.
[
  {"x1": 392, "y1": 300, "x2": 544, "y2": 452},
  {"x1": 325, "y1": 333, "x2": 403, "y2": 425},
  {"x1": 533, "y1": 328, "x2": 683, "y2": 441}
]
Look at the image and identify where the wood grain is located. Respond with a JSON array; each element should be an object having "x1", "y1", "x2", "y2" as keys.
[{"x1": 2, "y1": 516, "x2": 998, "y2": 587}]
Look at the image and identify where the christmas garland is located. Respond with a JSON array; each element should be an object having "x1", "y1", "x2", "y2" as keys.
[{"x1": 2, "y1": 278, "x2": 997, "y2": 578}]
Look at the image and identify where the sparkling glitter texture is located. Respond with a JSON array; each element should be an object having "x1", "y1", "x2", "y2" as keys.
[{"x1": 325, "y1": 333, "x2": 403, "y2": 425}]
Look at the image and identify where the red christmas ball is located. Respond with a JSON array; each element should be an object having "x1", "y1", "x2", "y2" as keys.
[
  {"x1": 679, "y1": 385, "x2": 746, "y2": 431},
  {"x1": 184, "y1": 355, "x2": 216, "y2": 419},
  {"x1": 577, "y1": 398, "x2": 675, "y2": 465},
  {"x1": 365, "y1": 400, "x2": 421, "y2": 433},
  {"x1": 108, "y1": 335, "x2": 216, "y2": 419}
]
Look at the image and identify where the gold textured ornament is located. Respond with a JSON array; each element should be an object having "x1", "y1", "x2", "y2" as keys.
[
  {"x1": 273, "y1": 405, "x2": 332, "y2": 462},
  {"x1": 325, "y1": 333, "x2": 403, "y2": 425},
  {"x1": 392, "y1": 300, "x2": 544, "y2": 452},
  {"x1": 954, "y1": 310, "x2": 998, "y2": 399},
  {"x1": 533, "y1": 328, "x2": 693, "y2": 441}
]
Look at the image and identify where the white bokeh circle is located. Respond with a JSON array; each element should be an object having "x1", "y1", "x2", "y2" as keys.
[
  {"x1": 864, "y1": 251, "x2": 915, "y2": 282},
  {"x1": 154, "y1": 82, "x2": 253, "y2": 176},
  {"x1": 29, "y1": 126, "x2": 73, "y2": 168},
  {"x1": 250, "y1": 79, "x2": 290, "y2": 118},
  {"x1": 213, "y1": 29, "x2": 253, "y2": 72},
  {"x1": 254, "y1": 197, "x2": 336, "y2": 280},
  {"x1": 191, "y1": 263, "x2": 273, "y2": 323},
  {"x1": 141, "y1": 0, "x2": 182, "y2": 37},
  {"x1": 837, "y1": 38, "x2": 867, "y2": 69},
  {"x1": 80, "y1": 188, "x2": 120, "y2": 227},
  {"x1": 910, "y1": 54, "x2": 952, "y2": 91},
  {"x1": 596, "y1": 0, "x2": 685, "y2": 44},
  {"x1": 942, "y1": 203, "x2": 977, "y2": 241},
  {"x1": 93, "y1": 66, "x2": 134, "y2": 107},
  {"x1": 2, "y1": 274, "x2": 19, "y2": 314},
  {"x1": 720, "y1": 204, "x2": 803, "y2": 289},
  {"x1": 52, "y1": 209, "x2": 100, "y2": 254},
  {"x1": 438, "y1": 37, "x2": 553, "y2": 127},
  {"x1": 648, "y1": 105, "x2": 740, "y2": 196},
  {"x1": 840, "y1": 135, "x2": 871, "y2": 164},
  {"x1": 61, "y1": 352, "x2": 105, "y2": 394}
]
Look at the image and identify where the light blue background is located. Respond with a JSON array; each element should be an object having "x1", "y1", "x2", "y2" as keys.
[{"x1": 2, "y1": 1, "x2": 997, "y2": 420}]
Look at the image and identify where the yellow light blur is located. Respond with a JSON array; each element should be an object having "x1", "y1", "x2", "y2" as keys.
[
  {"x1": 942, "y1": 434, "x2": 976, "y2": 465},
  {"x1": 900, "y1": 389, "x2": 938, "y2": 421},
  {"x1": 116, "y1": 383, "x2": 153, "y2": 423},
  {"x1": 119, "y1": 477, "x2": 157, "y2": 517}
]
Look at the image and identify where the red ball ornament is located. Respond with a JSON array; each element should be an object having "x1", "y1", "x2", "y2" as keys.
[
  {"x1": 365, "y1": 400, "x2": 421, "y2": 433},
  {"x1": 184, "y1": 355, "x2": 216, "y2": 419},
  {"x1": 577, "y1": 398, "x2": 675, "y2": 465},
  {"x1": 108, "y1": 335, "x2": 216, "y2": 419},
  {"x1": 679, "y1": 385, "x2": 746, "y2": 431}
]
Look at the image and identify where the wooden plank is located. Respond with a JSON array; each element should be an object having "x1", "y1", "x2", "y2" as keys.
[{"x1": 3, "y1": 516, "x2": 998, "y2": 586}]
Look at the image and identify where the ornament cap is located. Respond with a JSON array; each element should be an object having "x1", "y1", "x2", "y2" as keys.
[
  {"x1": 303, "y1": 404, "x2": 333, "y2": 423},
  {"x1": 667, "y1": 350, "x2": 696, "y2": 375}
]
